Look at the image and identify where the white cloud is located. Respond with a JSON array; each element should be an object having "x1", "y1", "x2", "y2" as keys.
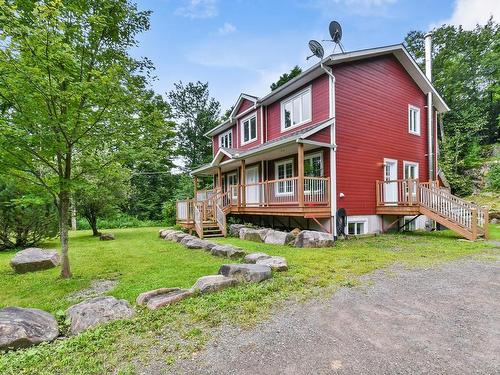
[
  {"x1": 174, "y1": 0, "x2": 218, "y2": 19},
  {"x1": 218, "y1": 22, "x2": 236, "y2": 36},
  {"x1": 434, "y1": 0, "x2": 499, "y2": 30},
  {"x1": 308, "y1": 0, "x2": 397, "y2": 16}
]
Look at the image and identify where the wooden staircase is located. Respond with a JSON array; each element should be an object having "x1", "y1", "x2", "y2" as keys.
[
  {"x1": 377, "y1": 180, "x2": 489, "y2": 241},
  {"x1": 418, "y1": 184, "x2": 489, "y2": 241},
  {"x1": 192, "y1": 190, "x2": 230, "y2": 239}
]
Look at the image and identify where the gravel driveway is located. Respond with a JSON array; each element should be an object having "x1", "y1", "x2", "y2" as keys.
[{"x1": 173, "y1": 256, "x2": 499, "y2": 375}]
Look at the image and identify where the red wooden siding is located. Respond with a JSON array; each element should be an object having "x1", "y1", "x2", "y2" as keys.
[
  {"x1": 236, "y1": 98, "x2": 255, "y2": 115},
  {"x1": 306, "y1": 127, "x2": 331, "y2": 143},
  {"x1": 266, "y1": 74, "x2": 330, "y2": 141},
  {"x1": 335, "y1": 55, "x2": 431, "y2": 215}
]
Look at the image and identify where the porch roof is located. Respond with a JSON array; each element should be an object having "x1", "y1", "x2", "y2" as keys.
[{"x1": 191, "y1": 118, "x2": 334, "y2": 176}]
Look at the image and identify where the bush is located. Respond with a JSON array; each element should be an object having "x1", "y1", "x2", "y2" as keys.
[
  {"x1": 0, "y1": 177, "x2": 58, "y2": 250},
  {"x1": 76, "y1": 213, "x2": 165, "y2": 230},
  {"x1": 486, "y1": 163, "x2": 500, "y2": 192}
]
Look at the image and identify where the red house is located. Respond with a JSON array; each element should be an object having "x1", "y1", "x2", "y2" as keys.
[{"x1": 176, "y1": 43, "x2": 489, "y2": 241}]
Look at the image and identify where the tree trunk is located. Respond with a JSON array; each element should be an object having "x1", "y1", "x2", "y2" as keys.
[
  {"x1": 89, "y1": 215, "x2": 100, "y2": 237},
  {"x1": 59, "y1": 190, "x2": 72, "y2": 278}
]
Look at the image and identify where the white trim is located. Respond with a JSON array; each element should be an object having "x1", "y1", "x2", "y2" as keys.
[
  {"x1": 298, "y1": 117, "x2": 334, "y2": 139},
  {"x1": 280, "y1": 86, "x2": 312, "y2": 132},
  {"x1": 229, "y1": 93, "x2": 258, "y2": 119},
  {"x1": 408, "y1": 104, "x2": 421, "y2": 136},
  {"x1": 240, "y1": 112, "x2": 258, "y2": 146},
  {"x1": 259, "y1": 106, "x2": 264, "y2": 144},
  {"x1": 297, "y1": 139, "x2": 336, "y2": 149},
  {"x1": 383, "y1": 158, "x2": 398, "y2": 179},
  {"x1": 219, "y1": 129, "x2": 233, "y2": 149},
  {"x1": 274, "y1": 158, "x2": 294, "y2": 196}
]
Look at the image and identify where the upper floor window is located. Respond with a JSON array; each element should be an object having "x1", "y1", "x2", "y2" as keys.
[
  {"x1": 241, "y1": 114, "x2": 257, "y2": 145},
  {"x1": 219, "y1": 129, "x2": 232, "y2": 148},
  {"x1": 408, "y1": 105, "x2": 420, "y2": 135},
  {"x1": 281, "y1": 87, "x2": 312, "y2": 131}
]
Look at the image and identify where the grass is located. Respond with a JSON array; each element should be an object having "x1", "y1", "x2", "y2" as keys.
[{"x1": 0, "y1": 226, "x2": 498, "y2": 374}]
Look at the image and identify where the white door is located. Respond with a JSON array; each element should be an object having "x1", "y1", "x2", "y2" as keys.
[
  {"x1": 384, "y1": 160, "x2": 398, "y2": 203},
  {"x1": 245, "y1": 166, "x2": 260, "y2": 205}
]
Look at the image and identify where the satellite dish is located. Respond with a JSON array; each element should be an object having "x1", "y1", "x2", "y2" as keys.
[
  {"x1": 323, "y1": 21, "x2": 346, "y2": 53},
  {"x1": 307, "y1": 40, "x2": 324, "y2": 60},
  {"x1": 329, "y1": 21, "x2": 342, "y2": 43}
]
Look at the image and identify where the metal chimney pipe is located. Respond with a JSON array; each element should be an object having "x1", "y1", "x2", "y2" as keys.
[{"x1": 424, "y1": 32, "x2": 434, "y2": 180}]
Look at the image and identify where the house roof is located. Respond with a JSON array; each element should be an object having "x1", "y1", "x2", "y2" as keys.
[
  {"x1": 204, "y1": 44, "x2": 450, "y2": 138},
  {"x1": 192, "y1": 118, "x2": 334, "y2": 176}
]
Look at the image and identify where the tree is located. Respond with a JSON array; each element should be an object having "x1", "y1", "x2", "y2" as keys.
[
  {"x1": 0, "y1": 0, "x2": 155, "y2": 277},
  {"x1": 75, "y1": 163, "x2": 130, "y2": 236},
  {"x1": 405, "y1": 20, "x2": 500, "y2": 195},
  {"x1": 0, "y1": 175, "x2": 58, "y2": 250},
  {"x1": 270, "y1": 65, "x2": 302, "y2": 91},
  {"x1": 167, "y1": 81, "x2": 221, "y2": 171}
]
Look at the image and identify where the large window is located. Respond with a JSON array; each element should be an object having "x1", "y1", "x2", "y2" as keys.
[
  {"x1": 241, "y1": 114, "x2": 257, "y2": 145},
  {"x1": 408, "y1": 105, "x2": 421, "y2": 135},
  {"x1": 219, "y1": 129, "x2": 232, "y2": 148},
  {"x1": 275, "y1": 159, "x2": 294, "y2": 195},
  {"x1": 281, "y1": 87, "x2": 312, "y2": 131}
]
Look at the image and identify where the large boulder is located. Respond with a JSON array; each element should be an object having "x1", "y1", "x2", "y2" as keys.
[
  {"x1": 211, "y1": 245, "x2": 246, "y2": 259},
  {"x1": 180, "y1": 235, "x2": 198, "y2": 246},
  {"x1": 10, "y1": 248, "x2": 60, "y2": 274},
  {"x1": 165, "y1": 231, "x2": 183, "y2": 241},
  {"x1": 136, "y1": 288, "x2": 193, "y2": 310},
  {"x1": 184, "y1": 239, "x2": 208, "y2": 249},
  {"x1": 201, "y1": 241, "x2": 218, "y2": 251},
  {"x1": 244, "y1": 252, "x2": 271, "y2": 264},
  {"x1": 191, "y1": 275, "x2": 238, "y2": 294},
  {"x1": 171, "y1": 232, "x2": 190, "y2": 243},
  {"x1": 263, "y1": 229, "x2": 295, "y2": 245},
  {"x1": 99, "y1": 233, "x2": 115, "y2": 241},
  {"x1": 0, "y1": 307, "x2": 59, "y2": 350},
  {"x1": 229, "y1": 224, "x2": 246, "y2": 237},
  {"x1": 256, "y1": 256, "x2": 288, "y2": 272},
  {"x1": 67, "y1": 296, "x2": 135, "y2": 335},
  {"x1": 159, "y1": 229, "x2": 174, "y2": 239},
  {"x1": 239, "y1": 228, "x2": 266, "y2": 242},
  {"x1": 219, "y1": 264, "x2": 272, "y2": 283},
  {"x1": 294, "y1": 230, "x2": 334, "y2": 248}
]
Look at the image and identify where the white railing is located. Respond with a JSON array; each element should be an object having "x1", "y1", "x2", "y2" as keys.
[
  {"x1": 176, "y1": 200, "x2": 193, "y2": 221},
  {"x1": 215, "y1": 202, "x2": 226, "y2": 236},
  {"x1": 193, "y1": 202, "x2": 203, "y2": 238},
  {"x1": 304, "y1": 177, "x2": 329, "y2": 205}
]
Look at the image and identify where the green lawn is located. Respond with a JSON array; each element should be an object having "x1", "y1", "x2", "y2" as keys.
[{"x1": 0, "y1": 226, "x2": 497, "y2": 374}]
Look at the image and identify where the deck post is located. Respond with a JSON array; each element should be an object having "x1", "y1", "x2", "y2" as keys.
[
  {"x1": 217, "y1": 167, "x2": 222, "y2": 191},
  {"x1": 376, "y1": 181, "x2": 380, "y2": 206},
  {"x1": 471, "y1": 207, "x2": 478, "y2": 240},
  {"x1": 240, "y1": 159, "x2": 246, "y2": 207},
  {"x1": 193, "y1": 176, "x2": 198, "y2": 202},
  {"x1": 298, "y1": 143, "x2": 304, "y2": 207}
]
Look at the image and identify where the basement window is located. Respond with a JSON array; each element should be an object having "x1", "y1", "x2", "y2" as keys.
[{"x1": 347, "y1": 219, "x2": 367, "y2": 235}]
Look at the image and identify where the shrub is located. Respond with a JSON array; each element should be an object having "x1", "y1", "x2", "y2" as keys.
[
  {"x1": 486, "y1": 163, "x2": 500, "y2": 192},
  {"x1": 76, "y1": 213, "x2": 165, "y2": 230},
  {"x1": 0, "y1": 177, "x2": 58, "y2": 250}
]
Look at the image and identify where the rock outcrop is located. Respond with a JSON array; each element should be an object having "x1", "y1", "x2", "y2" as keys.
[
  {"x1": 10, "y1": 248, "x2": 60, "y2": 273},
  {"x1": 219, "y1": 264, "x2": 272, "y2": 283},
  {"x1": 294, "y1": 230, "x2": 334, "y2": 248}
]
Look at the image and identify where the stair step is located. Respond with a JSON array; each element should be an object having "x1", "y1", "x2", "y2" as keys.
[
  {"x1": 203, "y1": 233, "x2": 223, "y2": 238},
  {"x1": 204, "y1": 229, "x2": 222, "y2": 233}
]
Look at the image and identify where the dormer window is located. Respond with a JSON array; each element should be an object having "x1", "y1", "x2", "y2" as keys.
[
  {"x1": 241, "y1": 113, "x2": 257, "y2": 145},
  {"x1": 281, "y1": 87, "x2": 312, "y2": 132},
  {"x1": 408, "y1": 105, "x2": 420, "y2": 135},
  {"x1": 219, "y1": 129, "x2": 232, "y2": 148}
]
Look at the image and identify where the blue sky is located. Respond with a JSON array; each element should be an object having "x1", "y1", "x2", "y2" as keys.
[{"x1": 132, "y1": 0, "x2": 498, "y2": 111}]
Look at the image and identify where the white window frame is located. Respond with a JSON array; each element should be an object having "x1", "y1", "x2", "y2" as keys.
[
  {"x1": 219, "y1": 129, "x2": 232, "y2": 149},
  {"x1": 226, "y1": 172, "x2": 238, "y2": 199},
  {"x1": 240, "y1": 112, "x2": 257, "y2": 145},
  {"x1": 304, "y1": 152, "x2": 324, "y2": 194},
  {"x1": 408, "y1": 104, "x2": 421, "y2": 135},
  {"x1": 274, "y1": 158, "x2": 294, "y2": 196},
  {"x1": 346, "y1": 218, "x2": 368, "y2": 236},
  {"x1": 280, "y1": 86, "x2": 312, "y2": 132}
]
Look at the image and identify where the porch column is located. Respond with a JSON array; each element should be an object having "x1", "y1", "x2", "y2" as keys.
[
  {"x1": 240, "y1": 159, "x2": 246, "y2": 207},
  {"x1": 298, "y1": 142, "x2": 304, "y2": 207},
  {"x1": 217, "y1": 167, "x2": 222, "y2": 191},
  {"x1": 193, "y1": 176, "x2": 198, "y2": 201}
]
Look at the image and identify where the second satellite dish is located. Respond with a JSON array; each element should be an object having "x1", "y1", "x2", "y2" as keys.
[
  {"x1": 329, "y1": 21, "x2": 342, "y2": 43},
  {"x1": 307, "y1": 40, "x2": 324, "y2": 60}
]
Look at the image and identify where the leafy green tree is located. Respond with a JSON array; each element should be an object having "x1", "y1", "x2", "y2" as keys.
[
  {"x1": 270, "y1": 65, "x2": 302, "y2": 91},
  {"x1": 0, "y1": 175, "x2": 58, "y2": 250},
  {"x1": 0, "y1": 0, "x2": 155, "y2": 277},
  {"x1": 75, "y1": 163, "x2": 130, "y2": 236},
  {"x1": 405, "y1": 20, "x2": 499, "y2": 195},
  {"x1": 167, "y1": 81, "x2": 221, "y2": 171}
]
